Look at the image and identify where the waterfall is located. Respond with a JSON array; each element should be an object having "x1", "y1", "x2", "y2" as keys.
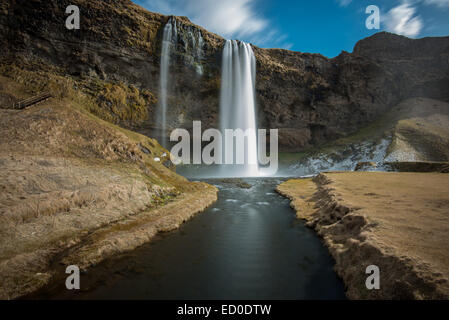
[
  {"x1": 158, "y1": 18, "x2": 177, "y2": 148},
  {"x1": 195, "y1": 29, "x2": 204, "y2": 75},
  {"x1": 220, "y1": 40, "x2": 259, "y2": 177}
]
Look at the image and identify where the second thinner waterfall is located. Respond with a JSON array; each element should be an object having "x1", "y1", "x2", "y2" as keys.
[{"x1": 220, "y1": 40, "x2": 259, "y2": 177}]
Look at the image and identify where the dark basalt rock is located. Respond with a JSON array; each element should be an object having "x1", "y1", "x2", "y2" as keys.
[
  {"x1": 214, "y1": 178, "x2": 252, "y2": 189},
  {"x1": 384, "y1": 161, "x2": 449, "y2": 173}
]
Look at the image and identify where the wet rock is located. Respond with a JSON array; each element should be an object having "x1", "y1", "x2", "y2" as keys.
[
  {"x1": 162, "y1": 159, "x2": 174, "y2": 169},
  {"x1": 139, "y1": 143, "x2": 151, "y2": 155},
  {"x1": 215, "y1": 178, "x2": 252, "y2": 189}
]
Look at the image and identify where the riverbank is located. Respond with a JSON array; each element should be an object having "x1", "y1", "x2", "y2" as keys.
[
  {"x1": 277, "y1": 172, "x2": 449, "y2": 299},
  {"x1": 0, "y1": 92, "x2": 217, "y2": 299}
]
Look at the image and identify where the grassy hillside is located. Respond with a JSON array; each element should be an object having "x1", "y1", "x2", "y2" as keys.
[{"x1": 0, "y1": 74, "x2": 217, "y2": 299}]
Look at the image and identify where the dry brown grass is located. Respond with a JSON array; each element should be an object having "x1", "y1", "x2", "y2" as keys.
[
  {"x1": 0, "y1": 78, "x2": 217, "y2": 299},
  {"x1": 276, "y1": 179, "x2": 316, "y2": 219},
  {"x1": 278, "y1": 172, "x2": 449, "y2": 299}
]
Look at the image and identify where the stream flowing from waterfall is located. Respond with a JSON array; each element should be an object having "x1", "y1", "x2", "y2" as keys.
[
  {"x1": 220, "y1": 40, "x2": 259, "y2": 177},
  {"x1": 158, "y1": 18, "x2": 177, "y2": 148},
  {"x1": 35, "y1": 178, "x2": 345, "y2": 299}
]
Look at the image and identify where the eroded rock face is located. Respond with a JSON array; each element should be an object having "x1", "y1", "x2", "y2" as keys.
[{"x1": 1, "y1": 0, "x2": 448, "y2": 151}]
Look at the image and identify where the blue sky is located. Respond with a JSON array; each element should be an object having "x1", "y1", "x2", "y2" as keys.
[{"x1": 134, "y1": 0, "x2": 449, "y2": 57}]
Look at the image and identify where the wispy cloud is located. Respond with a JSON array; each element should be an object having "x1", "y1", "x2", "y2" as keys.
[
  {"x1": 336, "y1": 0, "x2": 352, "y2": 7},
  {"x1": 250, "y1": 29, "x2": 293, "y2": 49},
  {"x1": 139, "y1": 0, "x2": 292, "y2": 49},
  {"x1": 422, "y1": 0, "x2": 449, "y2": 7},
  {"x1": 383, "y1": 3, "x2": 423, "y2": 37}
]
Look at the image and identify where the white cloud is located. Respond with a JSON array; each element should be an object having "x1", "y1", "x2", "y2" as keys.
[
  {"x1": 140, "y1": 0, "x2": 291, "y2": 49},
  {"x1": 141, "y1": 0, "x2": 284, "y2": 41},
  {"x1": 188, "y1": 0, "x2": 267, "y2": 37},
  {"x1": 422, "y1": 0, "x2": 449, "y2": 7},
  {"x1": 383, "y1": 3, "x2": 423, "y2": 37}
]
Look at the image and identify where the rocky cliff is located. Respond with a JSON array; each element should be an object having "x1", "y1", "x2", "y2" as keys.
[{"x1": 1, "y1": 0, "x2": 448, "y2": 151}]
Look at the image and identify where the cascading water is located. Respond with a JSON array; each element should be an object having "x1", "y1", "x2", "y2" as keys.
[
  {"x1": 220, "y1": 40, "x2": 259, "y2": 177},
  {"x1": 194, "y1": 29, "x2": 204, "y2": 75},
  {"x1": 158, "y1": 18, "x2": 177, "y2": 148}
]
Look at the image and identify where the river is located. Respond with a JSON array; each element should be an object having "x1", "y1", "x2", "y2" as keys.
[{"x1": 35, "y1": 178, "x2": 345, "y2": 299}]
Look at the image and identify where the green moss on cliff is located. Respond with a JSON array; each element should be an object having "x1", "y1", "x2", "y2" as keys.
[
  {"x1": 0, "y1": 62, "x2": 157, "y2": 127},
  {"x1": 92, "y1": 81, "x2": 156, "y2": 125}
]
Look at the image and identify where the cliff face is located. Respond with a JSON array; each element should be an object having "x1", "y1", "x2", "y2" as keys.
[
  {"x1": 1, "y1": 0, "x2": 448, "y2": 151},
  {"x1": 255, "y1": 32, "x2": 449, "y2": 150}
]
